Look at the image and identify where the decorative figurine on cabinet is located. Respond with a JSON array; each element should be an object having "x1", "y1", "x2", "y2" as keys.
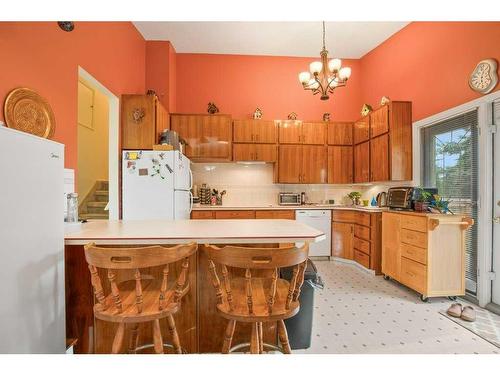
[
  {"x1": 253, "y1": 107, "x2": 263, "y2": 119},
  {"x1": 323, "y1": 112, "x2": 331, "y2": 122},
  {"x1": 287, "y1": 112, "x2": 298, "y2": 120},
  {"x1": 207, "y1": 102, "x2": 220, "y2": 114},
  {"x1": 360, "y1": 104, "x2": 373, "y2": 117},
  {"x1": 380, "y1": 96, "x2": 390, "y2": 106}
]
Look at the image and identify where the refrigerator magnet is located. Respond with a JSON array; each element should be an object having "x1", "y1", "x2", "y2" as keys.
[{"x1": 138, "y1": 168, "x2": 148, "y2": 176}]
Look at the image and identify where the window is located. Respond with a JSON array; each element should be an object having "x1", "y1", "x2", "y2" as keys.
[{"x1": 421, "y1": 110, "x2": 479, "y2": 295}]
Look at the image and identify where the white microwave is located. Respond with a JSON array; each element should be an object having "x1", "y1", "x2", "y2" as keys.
[{"x1": 278, "y1": 192, "x2": 301, "y2": 206}]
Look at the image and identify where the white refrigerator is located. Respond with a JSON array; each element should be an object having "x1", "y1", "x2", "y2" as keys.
[
  {"x1": 0, "y1": 126, "x2": 65, "y2": 353},
  {"x1": 122, "y1": 150, "x2": 193, "y2": 220}
]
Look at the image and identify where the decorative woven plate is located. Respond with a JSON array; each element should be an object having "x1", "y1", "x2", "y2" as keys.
[{"x1": 3, "y1": 88, "x2": 55, "y2": 138}]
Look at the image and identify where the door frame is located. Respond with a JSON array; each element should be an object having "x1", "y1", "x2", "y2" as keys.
[
  {"x1": 78, "y1": 66, "x2": 120, "y2": 220},
  {"x1": 412, "y1": 89, "x2": 500, "y2": 308}
]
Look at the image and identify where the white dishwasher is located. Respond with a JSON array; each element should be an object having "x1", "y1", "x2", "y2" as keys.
[{"x1": 296, "y1": 210, "x2": 331, "y2": 256}]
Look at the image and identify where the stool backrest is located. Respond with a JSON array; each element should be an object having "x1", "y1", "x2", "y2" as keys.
[
  {"x1": 84, "y1": 242, "x2": 197, "y2": 313},
  {"x1": 204, "y1": 244, "x2": 309, "y2": 314}
]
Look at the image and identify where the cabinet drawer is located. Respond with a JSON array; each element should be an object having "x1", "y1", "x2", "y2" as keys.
[
  {"x1": 354, "y1": 249, "x2": 370, "y2": 269},
  {"x1": 356, "y1": 212, "x2": 371, "y2": 227},
  {"x1": 400, "y1": 257, "x2": 427, "y2": 294},
  {"x1": 353, "y1": 237, "x2": 370, "y2": 255},
  {"x1": 401, "y1": 229, "x2": 427, "y2": 249},
  {"x1": 215, "y1": 210, "x2": 256, "y2": 219},
  {"x1": 255, "y1": 210, "x2": 295, "y2": 220},
  {"x1": 191, "y1": 210, "x2": 215, "y2": 219},
  {"x1": 401, "y1": 215, "x2": 428, "y2": 233},
  {"x1": 332, "y1": 210, "x2": 357, "y2": 223},
  {"x1": 354, "y1": 224, "x2": 370, "y2": 240},
  {"x1": 401, "y1": 243, "x2": 427, "y2": 265}
]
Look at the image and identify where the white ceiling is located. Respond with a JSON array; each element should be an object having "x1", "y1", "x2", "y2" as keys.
[{"x1": 133, "y1": 22, "x2": 409, "y2": 58}]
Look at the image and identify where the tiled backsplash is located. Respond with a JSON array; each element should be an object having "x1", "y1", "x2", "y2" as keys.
[{"x1": 192, "y1": 163, "x2": 410, "y2": 206}]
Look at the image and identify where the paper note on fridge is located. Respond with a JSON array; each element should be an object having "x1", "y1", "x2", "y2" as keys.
[{"x1": 138, "y1": 168, "x2": 148, "y2": 176}]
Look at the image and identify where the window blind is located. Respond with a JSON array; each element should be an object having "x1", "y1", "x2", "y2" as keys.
[{"x1": 421, "y1": 109, "x2": 479, "y2": 294}]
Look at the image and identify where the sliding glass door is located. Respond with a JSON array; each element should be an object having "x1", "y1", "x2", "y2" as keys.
[{"x1": 421, "y1": 110, "x2": 479, "y2": 295}]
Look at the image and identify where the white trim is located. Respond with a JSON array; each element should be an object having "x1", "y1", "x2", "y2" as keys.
[
  {"x1": 78, "y1": 67, "x2": 120, "y2": 221},
  {"x1": 413, "y1": 89, "x2": 500, "y2": 307}
]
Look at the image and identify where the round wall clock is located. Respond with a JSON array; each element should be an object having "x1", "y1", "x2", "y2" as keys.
[{"x1": 469, "y1": 58, "x2": 498, "y2": 94}]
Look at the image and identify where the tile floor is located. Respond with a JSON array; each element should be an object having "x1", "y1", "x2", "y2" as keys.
[{"x1": 295, "y1": 260, "x2": 499, "y2": 354}]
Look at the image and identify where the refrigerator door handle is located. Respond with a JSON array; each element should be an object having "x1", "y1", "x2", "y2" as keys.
[
  {"x1": 189, "y1": 168, "x2": 193, "y2": 190},
  {"x1": 189, "y1": 191, "x2": 194, "y2": 215}
]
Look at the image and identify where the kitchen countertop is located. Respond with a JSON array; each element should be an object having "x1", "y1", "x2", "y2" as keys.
[
  {"x1": 64, "y1": 219, "x2": 325, "y2": 245},
  {"x1": 192, "y1": 203, "x2": 388, "y2": 213}
]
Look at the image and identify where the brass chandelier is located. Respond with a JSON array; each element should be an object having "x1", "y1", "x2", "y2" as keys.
[{"x1": 298, "y1": 22, "x2": 351, "y2": 100}]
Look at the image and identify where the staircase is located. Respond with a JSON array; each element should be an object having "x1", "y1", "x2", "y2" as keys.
[{"x1": 79, "y1": 180, "x2": 109, "y2": 220}]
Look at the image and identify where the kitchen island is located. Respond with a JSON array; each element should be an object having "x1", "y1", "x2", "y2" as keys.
[{"x1": 65, "y1": 219, "x2": 324, "y2": 354}]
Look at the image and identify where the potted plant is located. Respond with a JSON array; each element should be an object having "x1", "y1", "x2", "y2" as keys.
[
  {"x1": 414, "y1": 188, "x2": 432, "y2": 212},
  {"x1": 430, "y1": 194, "x2": 453, "y2": 214},
  {"x1": 348, "y1": 191, "x2": 362, "y2": 206}
]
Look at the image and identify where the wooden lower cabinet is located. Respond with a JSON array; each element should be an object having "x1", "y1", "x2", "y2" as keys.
[
  {"x1": 381, "y1": 211, "x2": 472, "y2": 299},
  {"x1": 215, "y1": 210, "x2": 255, "y2": 219},
  {"x1": 331, "y1": 222, "x2": 354, "y2": 259},
  {"x1": 255, "y1": 210, "x2": 295, "y2": 220},
  {"x1": 331, "y1": 210, "x2": 382, "y2": 273},
  {"x1": 191, "y1": 210, "x2": 295, "y2": 220}
]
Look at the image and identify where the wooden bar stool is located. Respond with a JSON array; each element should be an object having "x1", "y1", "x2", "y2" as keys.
[
  {"x1": 84, "y1": 242, "x2": 197, "y2": 354},
  {"x1": 204, "y1": 243, "x2": 309, "y2": 354}
]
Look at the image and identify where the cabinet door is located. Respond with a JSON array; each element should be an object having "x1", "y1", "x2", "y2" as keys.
[
  {"x1": 201, "y1": 115, "x2": 232, "y2": 159},
  {"x1": 155, "y1": 100, "x2": 169, "y2": 144},
  {"x1": 327, "y1": 122, "x2": 353, "y2": 145},
  {"x1": 302, "y1": 145, "x2": 327, "y2": 183},
  {"x1": 121, "y1": 95, "x2": 155, "y2": 149},
  {"x1": 170, "y1": 114, "x2": 203, "y2": 158},
  {"x1": 332, "y1": 222, "x2": 354, "y2": 259},
  {"x1": 354, "y1": 141, "x2": 370, "y2": 183},
  {"x1": 278, "y1": 120, "x2": 302, "y2": 144},
  {"x1": 233, "y1": 143, "x2": 254, "y2": 161},
  {"x1": 327, "y1": 146, "x2": 353, "y2": 184},
  {"x1": 302, "y1": 122, "x2": 326, "y2": 145},
  {"x1": 370, "y1": 134, "x2": 389, "y2": 182},
  {"x1": 353, "y1": 116, "x2": 370, "y2": 144},
  {"x1": 255, "y1": 210, "x2": 295, "y2": 220},
  {"x1": 253, "y1": 120, "x2": 277, "y2": 143},
  {"x1": 278, "y1": 145, "x2": 302, "y2": 183},
  {"x1": 233, "y1": 144, "x2": 277, "y2": 162},
  {"x1": 382, "y1": 213, "x2": 401, "y2": 279},
  {"x1": 233, "y1": 119, "x2": 254, "y2": 143},
  {"x1": 370, "y1": 105, "x2": 389, "y2": 138}
]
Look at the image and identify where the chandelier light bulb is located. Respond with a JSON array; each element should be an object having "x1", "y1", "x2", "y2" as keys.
[
  {"x1": 328, "y1": 58, "x2": 342, "y2": 72},
  {"x1": 339, "y1": 67, "x2": 352, "y2": 80},
  {"x1": 299, "y1": 71, "x2": 311, "y2": 84},
  {"x1": 309, "y1": 61, "x2": 323, "y2": 75},
  {"x1": 308, "y1": 78, "x2": 320, "y2": 90}
]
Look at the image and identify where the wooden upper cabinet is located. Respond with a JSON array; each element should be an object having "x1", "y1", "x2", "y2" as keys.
[
  {"x1": 170, "y1": 114, "x2": 232, "y2": 161},
  {"x1": 388, "y1": 101, "x2": 413, "y2": 181},
  {"x1": 353, "y1": 116, "x2": 370, "y2": 144},
  {"x1": 301, "y1": 122, "x2": 326, "y2": 145},
  {"x1": 233, "y1": 119, "x2": 277, "y2": 143},
  {"x1": 327, "y1": 122, "x2": 353, "y2": 145},
  {"x1": 370, "y1": 134, "x2": 389, "y2": 182},
  {"x1": 302, "y1": 145, "x2": 327, "y2": 183},
  {"x1": 278, "y1": 145, "x2": 303, "y2": 183},
  {"x1": 328, "y1": 146, "x2": 353, "y2": 184},
  {"x1": 278, "y1": 121, "x2": 325, "y2": 144},
  {"x1": 122, "y1": 95, "x2": 168, "y2": 150},
  {"x1": 332, "y1": 222, "x2": 354, "y2": 259},
  {"x1": 278, "y1": 120, "x2": 302, "y2": 144},
  {"x1": 354, "y1": 141, "x2": 370, "y2": 183},
  {"x1": 170, "y1": 114, "x2": 203, "y2": 158},
  {"x1": 233, "y1": 143, "x2": 277, "y2": 162},
  {"x1": 370, "y1": 105, "x2": 389, "y2": 138}
]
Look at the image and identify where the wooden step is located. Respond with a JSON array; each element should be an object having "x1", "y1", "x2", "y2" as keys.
[
  {"x1": 79, "y1": 213, "x2": 109, "y2": 220},
  {"x1": 94, "y1": 190, "x2": 109, "y2": 202},
  {"x1": 87, "y1": 201, "x2": 107, "y2": 208}
]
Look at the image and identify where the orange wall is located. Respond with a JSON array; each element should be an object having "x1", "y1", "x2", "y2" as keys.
[
  {"x1": 0, "y1": 22, "x2": 145, "y2": 169},
  {"x1": 145, "y1": 41, "x2": 177, "y2": 111},
  {"x1": 361, "y1": 22, "x2": 500, "y2": 121},
  {"x1": 176, "y1": 53, "x2": 362, "y2": 121}
]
